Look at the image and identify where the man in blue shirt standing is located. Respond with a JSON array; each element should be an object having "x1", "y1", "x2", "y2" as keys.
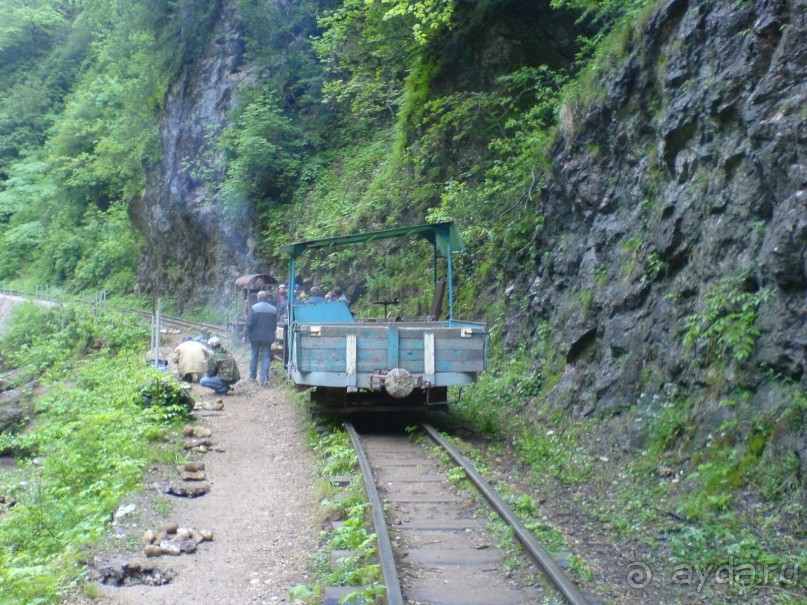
[{"x1": 244, "y1": 290, "x2": 277, "y2": 386}]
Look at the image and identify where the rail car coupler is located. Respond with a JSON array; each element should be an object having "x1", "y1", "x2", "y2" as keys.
[{"x1": 384, "y1": 368, "x2": 414, "y2": 399}]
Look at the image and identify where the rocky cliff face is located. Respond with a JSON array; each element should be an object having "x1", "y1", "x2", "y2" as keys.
[
  {"x1": 515, "y1": 0, "x2": 805, "y2": 420},
  {"x1": 130, "y1": 0, "x2": 255, "y2": 308}
]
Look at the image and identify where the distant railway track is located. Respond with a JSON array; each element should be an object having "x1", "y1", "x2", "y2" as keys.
[
  {"x1": 344, "y1": 421, "x2": 595, "y2": 605},
  {"x1": 0, "y1": 289, "x2": 230, "y2": 337},
  {"x1": 129, "y1": 309, "x2": 228, "y2": 337}
]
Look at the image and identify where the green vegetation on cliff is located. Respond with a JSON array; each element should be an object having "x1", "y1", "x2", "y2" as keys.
[
  {"x1": 0, "y1": 0, "x2": 216, "y2": 294},
  {"x1": 0, "y1": 0, "x2": 614, "y2": 304}
]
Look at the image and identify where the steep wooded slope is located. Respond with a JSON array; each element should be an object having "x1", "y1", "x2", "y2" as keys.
[{"x1": 128, "y1": 0, "x2": 805, "y2": 474}]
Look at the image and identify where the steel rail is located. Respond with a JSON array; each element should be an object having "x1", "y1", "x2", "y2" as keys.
[
  {"x1": 128, "y1": 309, "x2": 229, "y2": 333},
  {"x1": 129, "y1": 309, "x2": 227, "y2": 335},
  {"x1": 422, "y1": 423, "x2": 592, "y2": 605},
  {"x1": 344, "y1": 422, "x2": 404, "y2": 605}
]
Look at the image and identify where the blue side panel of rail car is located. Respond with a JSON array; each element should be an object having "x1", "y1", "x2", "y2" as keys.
[{"x1": 289, "y1": 319, "x2": 488, "y2": 391}]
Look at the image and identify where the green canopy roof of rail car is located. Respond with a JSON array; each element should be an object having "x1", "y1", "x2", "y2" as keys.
[{"x1": 280, "y1": 222, "x2": 464, "y2": 258}]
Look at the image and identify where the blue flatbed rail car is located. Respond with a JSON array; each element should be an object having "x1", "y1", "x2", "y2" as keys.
[
  {"x1": 291, "y1": 303, "x2": 486, "y2": 388},
  {"x1": 281, "y1": 223, "x2": 488, "y2": 408}
]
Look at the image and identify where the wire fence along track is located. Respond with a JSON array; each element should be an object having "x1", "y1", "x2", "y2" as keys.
[
  {"x1": 421, "y1": 423, "x2": 592, "y2": 605},
  {"x1": 344, "y1": 422, "x2": 405, "y2": 605},
  {"x1": 0, "y1": 287, "x2": 227, "y2": 334},
  {"x1": 0, "y1": 286, "x2": 104, "y2": 308},
  {"x1": 0, "y1": 288, "x2": 58, "y2": 308},
  {"x1": 0, "y1": 288, "x2": 228, "y2": 336}
]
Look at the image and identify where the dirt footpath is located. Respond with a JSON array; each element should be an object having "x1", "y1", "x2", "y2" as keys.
[{"x1": 92, "y1": 353, "x2": 321, "y2": 604}]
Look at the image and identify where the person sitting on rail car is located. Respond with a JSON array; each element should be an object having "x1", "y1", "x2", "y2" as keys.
[
  {"x1": 244, "y1": 290, "x2": 277, "y2": 386},
  {"x1": 306, "y1": 286, "x2": 327, "y2": 304},
  {"x1": 173, "y1": 337, "x2": 212, "y2": 383},
  {"x1": 330, "y1": 286, "x2": 349, "y2": 304},
  {"x1": 277, "y1": 286, "x2": 304, "y2": 321},
  {"x1": 200, "y1": 337, "x2": 241, "y2": 394},
  {"x1": 193, "y1": 328, "x2": 211, "y2": 343}
]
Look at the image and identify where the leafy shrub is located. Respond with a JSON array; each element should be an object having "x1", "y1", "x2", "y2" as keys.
[
  {"x1": 684, "y1": 277, "x2": 772, "y2": 364},
  {"x1": 455, "y1": 342, "x2": 561, "y2": 436},
  {"x1": 2, "y1": 303, "x2": 148, "y2": 378},
  {"x1": 647, "y1": 395, "x2": 690, "y2": 454},
  {"x1": 0, "y1": 304, "x2": 186, "y2": 604},
  {"x1": 0, "y1": 222, "x2": 45, "y2": 280},
  {"x1": 67, "y1": 204, "x2": 143, "y2": 294},
  {"x1": 313, "y1": 429, "x2": 357, "y2": 476},
  {"x1": 218, "y1": 86, "x2": 307, "y2": 211},
  {"x1": 517, "y1": 425, "x2": 593, "y2": 484},
  {"x1": 139, "y1": 378, "x2": 195, "y2": 423}
]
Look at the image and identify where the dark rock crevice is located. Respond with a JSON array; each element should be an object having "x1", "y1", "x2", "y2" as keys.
[{"x1": 130, "y1": 0, "x2": 259, "y2": 309}]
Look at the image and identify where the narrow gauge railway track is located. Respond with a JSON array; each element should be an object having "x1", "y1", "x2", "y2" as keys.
[
  {"x1": 345, "y1": 422, "x2": 594, "y2": 605},
  {"x1": 130, "y1": 308, "x2": 228, "y2": 337}
]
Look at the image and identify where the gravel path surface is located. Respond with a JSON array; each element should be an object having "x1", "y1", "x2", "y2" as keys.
[{"x1": 80, "y1": 335, "x2": 320, "y2": 604}]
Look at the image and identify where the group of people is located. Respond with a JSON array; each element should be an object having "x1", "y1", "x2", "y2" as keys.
[
  {"x1": 172, "y1": 335, "x2": 240, "y2": 395},
  {"x1": 296, "y1": 285, "x2": 348, "y2": 304},
  {"x1": 171, "y1": 283, "x2": 347, "y2": 395}
]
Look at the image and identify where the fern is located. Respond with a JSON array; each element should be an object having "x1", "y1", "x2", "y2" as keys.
[{"x1": 684, "y1": 277, "x2": 772, "y2": 364}]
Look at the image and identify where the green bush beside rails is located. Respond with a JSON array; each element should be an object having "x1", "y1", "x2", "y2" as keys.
[{"x1": 0, "y1": 304, "x2": 189, "y2": 604}]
